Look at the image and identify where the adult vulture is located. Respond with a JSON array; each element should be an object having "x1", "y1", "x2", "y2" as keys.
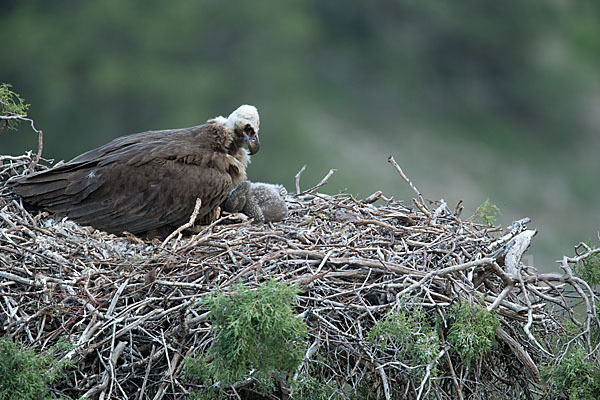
[{"x1": 9, "y1": 105, "x2": 260, "y2": 238}]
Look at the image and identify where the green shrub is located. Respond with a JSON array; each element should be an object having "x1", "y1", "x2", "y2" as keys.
[
  {"x1": 0, "y1": 337, "x2": 72, "y2": 400},
  {"x1": 475, "y1": 198, "x2": 501, "y2": 226},
  {"x1": 543, "y1": 346, "x2": 600, "y2": 400},
  {"x1": 290, "y1": 349, "x2": 370, "y2": 400},
  {"x1": 189, "y1": 280, "x2": 307, "y2": 387},
  {"x1": 0, "y1": 83, "x2": 30, "y2": 130},
  {"x1": 367, "y1": 306, "x2": 440, "y2": 368},
  {"x1": 184, "y1": 356, "x2": 212, "y2": 384},
  {"x1": 574, "y1": 245, "x2": 600, "y2": 286},
  {"x1": 183, "y1": 356, "x2": 226, "y2": 399},
  {"x1": 446, "y1": 301, "x2": 499, "y2": 364},
  {"x1": 291, "y1": 375, "x2": 345, "y2": 400}
]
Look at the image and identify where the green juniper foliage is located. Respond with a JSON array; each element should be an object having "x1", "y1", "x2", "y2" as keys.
[
  {"x1": 367, "y1": 306, "x2": 440, "y2": 369},
  {"x1": 0, "y1": 83, "x2": 30, "y2": 130},
  {"x1": 574, "y1": 244, "x2": 600, "y2": 286},
  {"x1": 291, "y1": 375, "x2": 346, "y2": 400},
  {"x1": 0, "y1": 337, "x2": 72, "y2": 400},
  {"x1": 183, "y1": 356, "x2": 227, "y2": 399},
  {"x1": 475, "y1": 198, "x2": 501, "y2": 226},
  {"x1": 184, "y1": 356, "x2": 212, "y2": 385},
  {"x1": 291, "y1": 373, "x2": 375, "y2": 400},
  {"x1": 542, "y1": 346, "x2": 600, "y2": 400},
  {"x1": 446, "y1": 301, "x2": 499, "y2": 364},
  {"x1": 290, "y1": 349, "x2": 372, "y2": 400},
  {"x1": 195, "y1": 280, "x2": 307, "y2": 386}
]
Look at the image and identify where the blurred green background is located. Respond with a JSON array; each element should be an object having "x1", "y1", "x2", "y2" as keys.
[{"x1": 1, "y1": 0, "x2": 599, "y2": 268}]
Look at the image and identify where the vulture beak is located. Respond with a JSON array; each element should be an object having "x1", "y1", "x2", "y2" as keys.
[
  {"x1": 247, "y1": 134, "x2": 260, "y2": 155},
  {"x1": 236, "y1": 109, "x2": 260, "y2": 155}
]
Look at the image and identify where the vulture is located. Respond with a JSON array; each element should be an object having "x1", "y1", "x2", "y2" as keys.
[{"x1": 9, "y1": 105, "x2": 260, "y2": 238}]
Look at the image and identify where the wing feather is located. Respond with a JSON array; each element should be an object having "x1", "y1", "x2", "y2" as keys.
[{"x1": 11, "y1": 123, "x2": 241, "y2": 237}]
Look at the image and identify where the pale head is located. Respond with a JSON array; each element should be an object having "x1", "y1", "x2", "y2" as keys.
[
  {"x1": 227, "y1": 104, "x2": 260, "y2": 155},
  {"x1": 227, "y1": 105, "x2": 260, "y2": 134}
]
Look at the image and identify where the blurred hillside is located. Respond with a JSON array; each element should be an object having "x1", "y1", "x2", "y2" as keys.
[{"x1": 1, "y1": 0, "x2": 599, "y2": 268}]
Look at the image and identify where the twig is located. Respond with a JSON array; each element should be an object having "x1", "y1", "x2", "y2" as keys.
[
  {"x1": 397, "y1": 258, "x2": 494, "y2": 297},
  {"x1": 375, "y1": 362, "x2": 392, "y2": 400},
  {"x1": 136, "y1": 345, "x2": 156, "y2": 400},
  {"x1": 362, "y1": 191, "x2": 382, "y2": 204},
  {"x1": 295, "y1": 164, "x2": 306, "y2": 195},
  {"x1": 0, "y1": 114, "x2": 41, "y2": 134},
  {"x1": 444, "y1": 346, "x2": 464, "y2": 400},
  {"x1": 416, "y1": 348, "x2": 447, "y2": 400},
  {"x1": 301, "y1": 168, "x2": 336, "y2": 195},
  {"x1": 388, "y1": 155, "x2": 425, "y2": 205},
  {"x1": 0, "y1": 114, "x2": 43, "y2": 172},
  {"x1": 496, "y1": 328, "x2": 540, "y2": 383},
  {"x1": 292, "y1": 337, "x2": 321, "y2": 381},
  {"x1": 487, "y1": 285, "x2": 514, "y2": 311},
  {"x1": 161, "y1": 198, "x2": 202, "y2": 247}
]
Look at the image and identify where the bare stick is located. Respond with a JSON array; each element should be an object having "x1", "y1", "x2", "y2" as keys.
[
  {"x1": 397, "y1": 258, "x2": 494, "y2": 297},
  {"x1": 496, "y1": 328, "x2": 540, "y2": 383},
  {"x1": 388, "y1": 156, "x2": 425, "y2": 204},
  {"x1": 504, "y1": 230, "x2": 537, "y2": 279},
  {"x1": 0, "y1": 114, "x2": 44, "y2": 172},
  {"x1": 375, "y1": 362, "x2": 392, "y2": 400},
  {"x1": 161, "y1": 198, "x2": 202, "y2": 247},
  {"x1": 431, "y1": 199, "x2": 447, "y2": 223},
  {"x1": 518, "y1": 271, "x2": 552, "y2": 356},
  {"x1": 487, "y1": 285, "x2": 514, "y2": 311},
  {"x1": 293, "y1": 337, "x2": 321, "y2": 381},
  {"x1": 108, "y1": 340, "x2": 127, "y2": 399},
  {"x1": 107, "y1": 279, "x2": 129, "y2": 317},
  {"x1": 301, "y1": 168, "x2": 337, "y2": 195},
  {"x1": 362, "y1": 190, "x2": 383, "y2": 204},
  {"x1": 295, "y1": 164, "x2": 306, "y2": 195},
  {"x1": 32, "y1": 129, "x2": 43, "y2": 169},
  {"x1": 136, "y1": 345, "x2": 156, "y2": 400},
  {"x1": 417, "y1": 348, "x2": 447, "y2": 400},
  {"x1": 0, "y1": 114, "x2": 41, "y2": 134},
  {"x1": 444, "y1": 346, "x2": 464, "y2": 400}
]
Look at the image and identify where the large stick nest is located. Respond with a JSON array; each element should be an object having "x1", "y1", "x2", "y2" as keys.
[{"x1": 1, "y1": 152, "x2": 599, "y2": 400}]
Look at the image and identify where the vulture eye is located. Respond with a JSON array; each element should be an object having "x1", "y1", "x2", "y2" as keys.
[{"x1": 243, "y1": 125, "x2": 254, "y2": 135}]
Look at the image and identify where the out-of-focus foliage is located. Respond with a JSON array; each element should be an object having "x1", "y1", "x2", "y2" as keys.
[
  {"x1": 1, "y1": 0, "x2": 599, "y2": 266},
  {"x1": 2, "y1": 1, "x2": 598, "y2": 158}
]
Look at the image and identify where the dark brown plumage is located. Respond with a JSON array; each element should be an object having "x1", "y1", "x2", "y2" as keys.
[{"x1": 10, "y1": 105, "x2": 260, "y2": 238}]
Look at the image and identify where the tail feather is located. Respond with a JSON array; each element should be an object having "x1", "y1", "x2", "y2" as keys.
[
  {"x1": 11, "y1": 179, "x2": 69, "y2": 198},
  {"x1": 64, "y1": 202, "x2": 114, "y2": 221},
  {"x1": 11, "y1": 167, "x2": 104, "y2": 210}
]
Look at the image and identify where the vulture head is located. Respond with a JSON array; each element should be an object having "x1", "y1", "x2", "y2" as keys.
[{"x1": 226, "y1": 104, "x2": 260, "y2": 155}]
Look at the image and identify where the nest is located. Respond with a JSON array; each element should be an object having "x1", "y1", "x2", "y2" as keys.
[{"x1": 1, "y1": 151, "x2": 599, "y2": 400}]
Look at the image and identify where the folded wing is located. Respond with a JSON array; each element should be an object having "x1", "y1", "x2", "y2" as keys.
[{"x1": 11, "y1": 124, "x2": 239, "y2": 237}]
